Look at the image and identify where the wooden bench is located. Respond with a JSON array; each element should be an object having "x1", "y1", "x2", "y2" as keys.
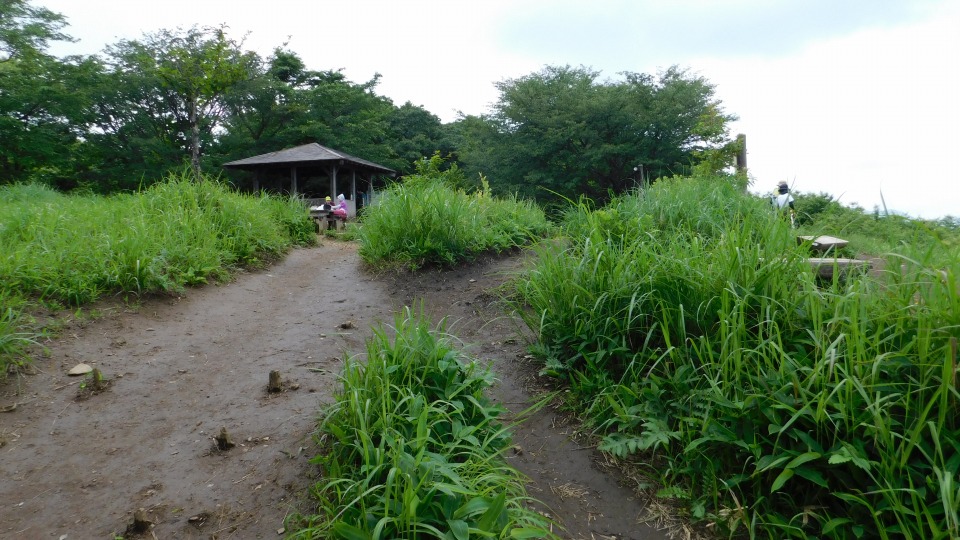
[
  {"x1": 798, "y1": 235, "x2": 849, "y2": 252},
  {"x1": 807, "y1": 257, "x2": 871, "y2": 279}
]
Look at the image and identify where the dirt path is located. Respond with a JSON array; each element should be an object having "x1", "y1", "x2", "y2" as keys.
[{"x1": 0, "y1": 242, "x2": 669, "y2": 540}]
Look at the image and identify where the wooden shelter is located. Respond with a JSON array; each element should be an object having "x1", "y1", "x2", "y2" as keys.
[{"x1": 222, "y1": 143, "x2": 396, "y2": 215}]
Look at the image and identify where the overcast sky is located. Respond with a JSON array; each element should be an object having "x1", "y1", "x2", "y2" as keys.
[{"x1": 41, "y1": 0, "x2": 959, "y2": 219}]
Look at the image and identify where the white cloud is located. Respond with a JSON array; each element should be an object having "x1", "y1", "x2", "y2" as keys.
[{"x1": 695, "y1": 2, "x2": 960, "y2": 218}]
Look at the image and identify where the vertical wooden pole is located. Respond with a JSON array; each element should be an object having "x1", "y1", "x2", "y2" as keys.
[
  {"x1": 735, "y1": 134, "x2": 747, "y2": 173},
  {"x1": 329, "y1": 164, "x2": 338, "y2": 199},
  {"x1": 351, "y1": 170, "x2": 357, "y2": 211},
  {"x1": 290, "y1": 166, "x2": 298, "y2": 195}
]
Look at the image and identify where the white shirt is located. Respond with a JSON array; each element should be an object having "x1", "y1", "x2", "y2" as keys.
[{"x1": 774, "y1": 193, "x2": 794, "y2": 209}]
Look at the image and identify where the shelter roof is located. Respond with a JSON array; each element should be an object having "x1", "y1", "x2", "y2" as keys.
[{"x1": 222, "y1": 143, "x2": 395, "y2": 175}]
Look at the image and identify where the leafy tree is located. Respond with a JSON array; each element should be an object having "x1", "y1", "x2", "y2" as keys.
[
  {"x1": 86, "y1": 26, "x2": 256, "y2": 187},
  {"x1": 622, "y1": 67, "x2": 734, "y2": 179},
  {"x1": 216, "y1": 53, "x2": 446, "y2": 177},
  {"x1": 213, "y1": 48, "x2": 307, "y2": 164},
  {"x1": 293, "y1": 70, "x2": 394, "y2": 164},
  {"x1": 0, "y1": 0, "x2": 96, "y2": 186},
  {"x1": 0, "y1": 3, "x2": 451, "y2": 193},
  {"x1": 0, "y1": 54, "x2": 100, "y2": 186},
  {"x1": 385, "y1": 102, "x2": 453, "y2": 175},
  {"x1": 0, "y1": 0, "x2": 71, "y2": 61},
  {"x1": 446, "y1": 114, "x2": 497, "y2": 192},
  {"x1": 215, "y1": 57, "x2": 395, "y2": 166},
  {"x1": 458, "y1": 65, "x2": 737, "y2": 204},
  {"x1": 156, "y1": 26, "x2": 254, "y2": 175}
]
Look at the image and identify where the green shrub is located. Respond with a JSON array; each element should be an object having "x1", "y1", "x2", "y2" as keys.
[
  {"x1": 289, "y1": 308, "x2": 556, "y2": 539},
  {"x1": 358, "y1": 157, "x2": 552, "y2": 270}
]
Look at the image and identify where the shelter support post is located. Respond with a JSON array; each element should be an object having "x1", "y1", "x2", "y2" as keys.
[
  {"x1": 328, "y1": 164, "x2": 338, "y2": 199},
  {"x1": 351, "y1": 171, "x2": 357, "y2": 207}
]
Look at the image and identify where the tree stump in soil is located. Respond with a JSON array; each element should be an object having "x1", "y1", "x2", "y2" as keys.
[
  {"x1": 126, "y1": 508, "x2": 152, "y2": 535},
  {"x1": 268, "y1": 370, "x2": 283, "y2": 393},
  {"x1": 215, "y1": 427, "x2": 235, "y2": 451}
]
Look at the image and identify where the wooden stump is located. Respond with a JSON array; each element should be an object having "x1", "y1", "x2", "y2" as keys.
[
  {"x1": 215, "y1": 427, "x2": 235, "y2": 451},
  {"x1": 268, "y1": 370, "x2": 283, "y2": 393},
  {"x1": 126, "y1": 508, "x2": 152, "y2": 535}
]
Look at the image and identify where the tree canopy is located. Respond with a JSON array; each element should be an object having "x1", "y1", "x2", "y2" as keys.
[
  {"x1": 84, "y1": 26, "x2": 257, "y2": 186},
  {"x1": 457, "y1": 65, "x2": 738, "y2": 203},
  {"x1": 0, "y1": 0, "x2": 71, "y2": 61},
  {"x1": 212, "y1": 49, "x2": 449, "y2": 177},
  {"x1": 0, "y1": 0, "x2": 91, "y2": 185}
]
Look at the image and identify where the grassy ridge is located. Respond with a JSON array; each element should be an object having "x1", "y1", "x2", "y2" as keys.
[
  {"x1": 0, "y1": 172, "x2": 316, "y2": 370},
  {"x1": 289, "y1": 310, "x2": 556, "y2": 539},
  {"x1": 357, "y1": 161, "x2": 552, "y2": 270},
  {"x1": 518, "y1": 176, "x2": 960, "y2": 538}
]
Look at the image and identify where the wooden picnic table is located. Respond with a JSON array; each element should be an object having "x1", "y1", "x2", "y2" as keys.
[
  {"x1": 798, "y1": 235, "x2": 849, "y2": 252},
  {"x1": 796, "y1": 235, "x2": 871, "y2": 279},
  {"x1": 807, "y1": 257, "x2": 871, "y2": 279},
  {"x1": 309, "y1": 206, "x2": 343, "y2": 231}
]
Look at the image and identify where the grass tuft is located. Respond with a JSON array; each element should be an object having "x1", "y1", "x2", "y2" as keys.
[
  {"x1": 287, "y1": 308, "x2": 557, "y2": 539},
  {"x1": 357, "y1": 161, "x2": 552, "y2": 270}
]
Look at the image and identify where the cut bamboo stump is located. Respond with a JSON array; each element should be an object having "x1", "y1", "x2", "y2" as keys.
[
  {"x1": 268, "y1": 370, "x2": 283, "y2": 393},
  {"x1": 127, "y1": 508, "x2": 152, "y2": 534},
  {"x1": 215, "y1": 427, "x2": 236, "y2": 451},
  {"x1": 90, "y1": 368, "x2": 105, "y2": 393}
]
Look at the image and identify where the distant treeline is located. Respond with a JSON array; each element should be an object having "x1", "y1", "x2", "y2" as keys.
[{"x1": 1, "y1": 0, "x2": 738, "y2": 203}]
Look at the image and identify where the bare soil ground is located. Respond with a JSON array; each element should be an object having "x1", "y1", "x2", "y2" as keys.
[{"x1": 0, "y1": 241, "x2": 671, "y2": 540}]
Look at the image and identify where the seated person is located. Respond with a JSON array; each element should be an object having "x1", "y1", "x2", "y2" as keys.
[{"x1": 333, "y1": 194, "x2": 348, "y2": 219}]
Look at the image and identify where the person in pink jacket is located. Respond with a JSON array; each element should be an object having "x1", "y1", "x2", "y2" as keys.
[{"x1": 333, "y1": 194, "x2": 348, "y2": 219}]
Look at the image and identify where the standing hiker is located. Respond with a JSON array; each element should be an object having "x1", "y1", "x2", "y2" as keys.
[{"x1": 772, "y1": 181, "x2": 796, "y2": 227}]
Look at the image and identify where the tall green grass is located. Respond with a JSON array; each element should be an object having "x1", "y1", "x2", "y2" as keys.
[
  {"x1": 0, "y1": 306, "x2": 36, "y2": 370},
  {"x1": 793, "y1": 191, "x2": 960, "y2": 263},
  {"x1": 289, "y1": 309, "x2": 556, "y2": 539},
  {"x1": 0, "y1": 172, "x2": 315, "y2": 371},
  {"x1": 517, "y1": 175, "x2": 960, "y2": 538},
  {"x1": 357, "y1": 171, "x2": 552, "y2": 270}
]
